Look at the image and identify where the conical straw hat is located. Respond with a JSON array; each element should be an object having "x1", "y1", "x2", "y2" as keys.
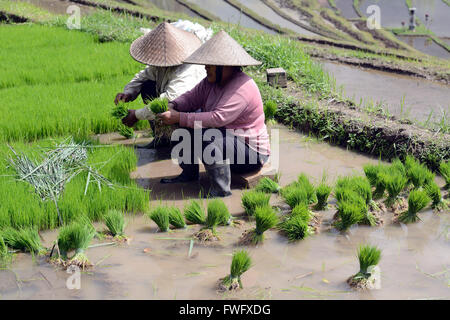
[
  {"x1": 183, "y1": 30, "x2": 262, "y2": 66},
  {"x1": 130, "y1": 22, "x2": 202, "y2": 67}
]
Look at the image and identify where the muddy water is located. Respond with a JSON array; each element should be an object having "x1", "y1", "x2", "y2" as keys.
[
  {"x1": 271, "y1": 0, "x2": 314, "y2": 28},
  {"x1": 359, "y1": 0, "x2": 410, "y2": 29},
  {"x1": 17, "y1": 0, "x2": 95, "y2": 15},
  {"x1": 320, "y1": 61, "x2": 450, "y2": 124},
  {"x1": 233, "y1": 0, "x2": 318, "y2": 36},
  {"x1": 146, "y1": 0, "x2": 200, "y2": 18},
  {"x1": 410, "y1": 0, "x2": 450, "y2": 37},
  {"x1": 1, "y1": 125, "x2": 449, "y2": 299},
  {"x1": 396, "y1": 35, "x2": 450, "y2": 60},
  {"x1": 334, "y1": 0, "x2": 359, "y2": 19},
  {"x1": 186, "y1": 0, "x2": 277, "y2": 34}
]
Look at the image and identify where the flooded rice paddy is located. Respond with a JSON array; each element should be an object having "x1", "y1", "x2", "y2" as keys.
[
  {"x1": 321, "y1": 61, "x2": 450, "y2": 124},
  {"x1": 147, "y1": 0, "x2": 200, "y2": 18},
  {"x1": 396, "y1": 35, "x2": 450, "y2": 60},
  {"x1": 334, "y1": 0, "x2": 360, "y2": 19},
  {"x1": 1, "y1": 126, "x2": 448, "y2": 300}
]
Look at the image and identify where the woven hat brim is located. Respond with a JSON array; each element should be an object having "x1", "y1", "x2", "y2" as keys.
[
  {"x1": 183, "y1": 30, "x2": 262, "y2": 67},
  {"x1": 130, "y1": 22, "x2": 202, "y2": 67}
]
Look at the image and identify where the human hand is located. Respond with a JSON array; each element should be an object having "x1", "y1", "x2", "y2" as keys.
[
  {"x1": 157, "y1": 109, "x2": 180, "y2": 125},
  {"x1": 122, "y1": 109, "x2": 138, "y2": 127},
  {"x1": 114, "y1": 93, "x2": 133, "y2": 105}
]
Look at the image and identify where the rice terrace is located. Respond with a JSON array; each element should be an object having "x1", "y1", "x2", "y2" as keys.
[{"x1": 0, "y1": 0, "x2": 449, "y2": 304}]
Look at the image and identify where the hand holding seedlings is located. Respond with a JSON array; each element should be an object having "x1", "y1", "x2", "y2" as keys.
[
  {"x1": 218, "y1": 250, "x2": 252, "y2": 292},
  {"x1": 347, "y1": 244, "x2": 381, "y2": 290},
  {"x1": 121, "y1": 109, "x2": 138, "y2": 128},
  {"x1": 114, "y1": 93, "x2": 133, "y2": 105}
]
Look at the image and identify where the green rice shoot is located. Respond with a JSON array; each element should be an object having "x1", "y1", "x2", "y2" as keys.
[
  {"x1": 0, "y1": 227, "x2": 45, "y2": 255},
  {"x1": 241, "y1": 190, "x2": 271, "y2": 216},
  {"x1": 253, "y1": 205, "x2": 279, "y2": 244},
  {"x1": 149, "y1": 206, "x2": 170, "y2": 232},
  {"x1": 314, "y1": 182, "x2": 332, "y2": 210},
  {"x1": 263, "y1": 100, "x2": 277, "y2": 120},
  {"x1": 168, "y1": 207, "x2": 187, "y2": 229},
  {"x1": 440, "y1": 161, "x2": 450, "y2": 189},
  {"x1": 291, "y1": 203, "x2": 313, "y2": 224},
  {"x1": 206, "y1": 199, "x2": 230, "y2": 232},
  {"x1": 297, "y1": 173, "x2": 317, "y2": 204},
  {"x1": 149, "y1": 98, "x2": 169, "y2": 114},
  {"x1": 279, "y1": 214, "x2": 311, "y2": 241},
  {"x1": 184, "y1": 200, "x2": 206, "y2": 225},
  {"x1": 111, "y1": 102, "x2": 129, "y2": 119},
  {"x1": 255, "y1": 177, "x2": 280, "y2": 193},
  {"x1": 335, "y1": 200, "x2": 365, "y2": 231},
  {"x1": 221, "y1": 249, "x2": 252, "y2": 290},
  {"x1": 357, "y1": 244, "x2": 381, "y2": 276},
  {"x1": 118, "y1": 124, "x2": 135, "y2": 139},
  {"x1": 383, "y1": 171, "x2": 408, "y2": 206},
  {"x1": 398, "y1": 189, "x2": 431, "y2": 223},
  {"x1": 425, "y1": 182, "x2": 446, "y2": 210},
  {"x1": 281, "y1": 185, "x2": 309, "y2": 208},
  {"x1": 0, "y1": 235, "x2": 12, "y2": 267},
  {"x1": 104, "y1": 210, "x2": 126, "y2": 238}
]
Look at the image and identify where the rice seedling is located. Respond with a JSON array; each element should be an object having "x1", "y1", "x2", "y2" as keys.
[
  {"x1": 239, "y1": 205, "x2": 278, "y2": 245},
  {"x1": 263, "y1": 100, "x2": 277, "y2": 121},
  {"x1": 384, "y1": 172, "x2": 408, "y2": 207},
  {"x1": 118, "y1": 124, "x2": 135, "y2": 139},
  {"x1": 440, "y1": 161, "x2": 450, "y2": 189},
  {"x1": 255, "y1": 177, "x2": 280, "y2": 193},
  {"x1": 281, "y1": 185, "x2": 309, "y2": 209},
  {"x1": 297, "y1": 174, "x2": 317, "y2": 204},
  {"x1": 398, "y1": 189, "x2": 431, "y2": 223},
  {"x1": 194, "y1": 199, "x2": 231, "y2": 242},
  {"x1": 336, "y1": 176, "x2": 372, "y2": 205},
  {"x1": 149, "y1": 206, "x2": 170, "y2": 232},
  {"x1": 363, "y1": 163, "x2": 384, "y2": 188},
  {"x1": 0, "y1": 227, "x2": 45, "y2": 255},
  {"x1": 334, "y1": 200, "x2": 365, "y2": 231},
  {"x1": 291, "y1": 203, "x2": 313, "y2": 223},
  {"x1": 314, "y1": 182, "x2": 332, "y2": 210},
  {"x1": 241, "y1": 190, "x2": 271, "y2": 216},
  {"x1": 425, "y1": 182, "x2": 447, "y2": 211},
  {"x1": 406, "y1": 161, "x2": 435, "y2": 189},
  {"x1": 348, "y1": 244, "x2": 381, "y2": 290},
  {"x1": 278, "y1": 214, "x2": 311, "y2": 241},
  {"x1": 149, "y1": 98, "x2": 169, "y2": 114},
  {"x1": 111, "y1": 102, "x2": 129, "y2": 119},
  {"x1": 168, "y1": 207, "x2": 187, "y2": 229},
  {"x1": 104, "y1": 210, "x2": 127, "y2": 239},
  {"x1": 56, "y1": 219, "x2": 96, "y2": 270},
  {"x1": 0, "y1": 235, "x2": 12, "y2": 267},
  {"x1": 218, "y1": 250, "x2": 252, "y2": 291},
  {"x1": 184, "y1": 200, "x2": 206, "y2": 225}
]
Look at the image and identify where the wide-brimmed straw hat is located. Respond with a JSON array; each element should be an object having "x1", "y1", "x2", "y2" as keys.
[
  {"x1": 183, "y1": 30, "x2": 262, "y2": 66},
  {"x1": 130, "y1": 22, "x2": 202, "y2": 67}
]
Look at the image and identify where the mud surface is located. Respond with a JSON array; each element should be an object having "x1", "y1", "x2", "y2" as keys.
[
  {"x1": 321, "y1": 60, "x2": 450, "y2": 124},
  {"x1": 1, "y1": 126, "x2": 449, "y2": 299}
]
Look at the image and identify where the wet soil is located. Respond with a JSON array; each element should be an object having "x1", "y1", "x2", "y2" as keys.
[{"x1": 1, "y1": 126, "x2": 448, "y2": 299}]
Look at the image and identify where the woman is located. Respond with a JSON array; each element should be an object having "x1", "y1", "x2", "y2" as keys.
[{"x1": 157, "y1": 31, "x2": 271, "y2": 197}]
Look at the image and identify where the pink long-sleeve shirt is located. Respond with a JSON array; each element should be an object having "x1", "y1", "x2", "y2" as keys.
[{"x1": 172, "y1": 71, "x2": 270, "y2": 156}]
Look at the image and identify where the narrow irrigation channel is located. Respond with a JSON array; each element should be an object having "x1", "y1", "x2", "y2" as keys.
[
  {"x1": 1, "y1": 126, "x2": 448, "y2": 299},
  {"x1": 321, "y1": 61, "x2": 450, "y2": 125}
]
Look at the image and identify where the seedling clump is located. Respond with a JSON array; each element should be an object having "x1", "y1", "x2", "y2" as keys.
[
  {"x1": 347, "y1": 244, "x2": 381, "y2": 290},
  {"x1": 334, "y1": 199, "x2": 365, "y2": 231},
  {"x1": 383, "y1": 172, "x2": 408, "y2": 207},
  {"x1": 0, "y1": 227, "x2": 45, "y2": 255},
  {"x1": 406, "y1": 159, "x2": 434, "y2": 189},
  {"x1": 194, "y1": 199, "x2": 230, "y2": 242},
  {"x1": 279, "y1": 206, "x2": 312, "y2": 242},
  {"x1": 281, "y1": 185, "x2": 308, "y2": 208},
  {"x1": 255, "y1": 177, "x2": 280, "y2": 194},
  {"x1": 241, "y1": 190, "x2": 271, "y2": 216},
  {"x1": 149, "y1": 206, "x2": 170, "y2": 232},
  {"x1": 439, "y1": 161, "x2": 450, "y2": 189},
  {"x1": 55, "y1": 219, "x2": 96, "y2": 270},
  {"x1": 111, "y1": 102, "x2": 129, "y2": 119},
  {"x1": 297, "y1": 174, "x2": 317, "y2": 204},
  {"x1": 314, "y1": 182, "x2": 332, "y2": 210},
  {"x1": 218, "y1": 250, "x2": 252, "y2": 291},
  {"x1": 104, "y1": 210, "x2": 127, "y2": 241},
  {"x1": 0, "y1": 236, "x2": 12, "y2": 267},
  {"x1": 149, "y1": 98, "x2": 169, "y2": 114},
  {"x1": 425, "y1": 182, "x2": 447, "y2": 211},
  {"x1": 239, "y1": 205, "x2": 278, "y2": 245},
  {"x1": 168, "y1": 207, "x2": 187, "y2": 229},
  {"x1": 118, "y1": 124, "x2": 135, "y2": 139},
  {"x1": 397, "y1": 189, "x2": 431, "y2": 223},
  {"x1": 184, "y1": 200, "x2": 206, "y2": 225}
]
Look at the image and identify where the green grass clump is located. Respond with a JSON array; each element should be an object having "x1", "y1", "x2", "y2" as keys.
[
  {"x1": 398, "y1": 189, "x2": 431, "y2": 223},
  {"x1": 357, "y1": 244, "x2": 381, "y2": 276},
  {"x1": 0, "y1": 227, "x2": 45, "y2": 255},
  {"x1": 263, "y1": 100, "x2": 277, "y2": 121},
  {"x1": 57, "y1": 219, "x2": 96, "y2": 269},
  {"x1": 221, "y1": 250, "x2": 252, "y2": 290},
  {"x1": 149, "y1": 206, "x2": 170, "y2": 232},
  {"x1": 314, "y1": 182, "x2": 332, "y2": 210},
  {"x1": 104, "y1": 210, "x2": 126, "y2": 238},
  {"x1": 149, "y1": 98, "x2": 169, "y2": 114},
  {"x1": 281, "y1": 185, "x2": 309, "y2": 208},
  {"x1": 206, "y1": 199, "x2": 230, "y2": 231},
  {"x1": 168, "y1": 207, "x2": 187, "y2": 229},
  {"x1": 383, "y1": 172, "x2": 408, "y2": 206},
  {"x1": 255, "y1": 177, "x2": 280, "y2": 193},
  {"x1": 279, "y1": 214, "x2": 311, "y2": 241},
  {"x1": 253, "y1": 205, "x2": 279, "y2": 244},
  {"x1": 241, "y1": 191, "x2": 271, "y2": 216},
  {"x1": 335, "y1": 200, "x2": 365, "y2": 231},
  {"x1": 440, "y1": 161, "x2": 450, "y2": 189},
  {"x1": 184, "y1": 200, "x2": 206, "y2": 225}
]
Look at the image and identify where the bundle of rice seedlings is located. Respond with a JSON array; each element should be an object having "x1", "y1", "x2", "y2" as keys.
[
  {"x1": 297, "y1": 174, "x2": 317, "y2": 204},
  {"x1": 118, "y1": 123, "x2": 135, "y2": 139},
  {"x1": 111, "y1": 102, "x2": 129, "y2": 119},
  {"x1": 195, "y1": 199, "x2": 230, "y2": 242},
  {"x1": 168, "y1": 207, "x2": 187, "y2": 229},
  {"x1": 425, "y1": 182, "x2": 447, "y2": 211},
  {"x1": 336, "y1": 176, "x2": 372, "y2": 205},
  {"x1": 440, "y1": 161, "x2": 450, "y2": 189},
  {"x1": 348, "y1": 244, "x2": 381, "y2": 290},
  {"x1": 0, "y1": 235, "x2": 12, "y2": 267},
  {"x1": 148, "y1": 206, "x2": 170, "y2": 232},
  {"x1": 1, "y1": 227, "x2": 45, "y2": 255},
  {"x1": 241, "y1": 191, "x2": 271, "y2": 216},
  {"x1": 263, "y1": 100, "x2": 277, "y2": 121},
  {"x1": 279, "y1": 214, "x2": 311, "y2": 241},
  {"x1": 149, "y1": 97, "x2": 169, "y2": 114},
  {"x1": 407, "y1": 162, "x2": 435, "y2": 189},
  {"x1": 363, "y1": 163, "x2": 384, "y2": 188},
  {"x1": 56, "y1": 220, "x2": 96, "y2": 270},
  {"x1": 255, "y1": 177, "x2": 280, "y2": 194},
  {"x1": 218, "y1": 250, "x2": 252, "y2": 291},
  {"x1": 373, "y1": 172, "x2": 387, "y2": 199},
  {"x1": 384, "y1": 172, "x2": 408, "y2": 207},
  {"x1": 281, "y1": 185, "x2": 309, "y2": 208},
  {"x1": 314, "y1": 182, "x2": 332, "y2": 210},
  {"x1": 334, "y1": 200, "x2": 365, "y2": 231},
  {"x1": 184, "y1": 200, "x2": 206, "y2": 225},
  {"x1": 391, "y1": 159, "x2": 407, "y2": 177},
  {"x1": 291, "y1": 203, "x2": 313, "y2": 223},
  {"x1": 398, "y1": 189, "x2": 431, "y2": 223},
  {"x1": 104, "y1": 210, "x2": 127, "y2": 239},
  {"x1": 239, "y1": 205, "x2": 278, "y2": 245}
]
